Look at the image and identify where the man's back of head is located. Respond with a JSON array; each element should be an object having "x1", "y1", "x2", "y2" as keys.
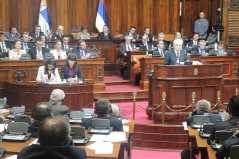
[
  {"x1": 38, "y1": 115, "x2": 70, "y2": 146},
  {"x1": 95, "y1": 99, "x2": 111, "y2": 116},
  {"x1": 228, "y1": 96, "x2": 239, "y2": 117},
  {"x1": 32, "y1": 102, "x2": 52, "y2": 121},
  {"x1": 50, "y1": 89, "x2": 65, "y2": 101},
  {"x1": 196, "y1": 99, "x2": 211, "y2": 113}
]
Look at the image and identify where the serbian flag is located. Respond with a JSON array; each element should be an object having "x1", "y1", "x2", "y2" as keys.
[
  {"x1": 38, "y1": 0, "x2": 52, "y2": 36},
  {"x1": 95, "y1": 0, "x2": 109, "y2": 32}
]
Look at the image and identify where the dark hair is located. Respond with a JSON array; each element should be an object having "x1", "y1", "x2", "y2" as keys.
[
  {"x1": 44, "y1": 59, "x2": 57, "y2": 75},
  {"x1": 194, "y1": 32, "x2": 200, "y2": 36},
  {"x1": 130, "y1": 26, "x2": 136, "y2": 30},
  {"x1": 32, "y1": 102, "x2": 52, "y2": 121},
  {"x1": 228, "y1": 96, "x2": 239, "y2": 116},
  {"x1": 9, "y1": 26, "x2": 17, "y2": 31},
  {"x1": 78, "y1": 40, "x2": 85, "y2": 47},
  {"x1": 81, "y1": 27, "x2": 88, "y2": 32},
  {"x1": 217, "y1": 41, "x2": 224, "y2": 46},
  {"x1": 144, "y1": 27, "x2": 149, "y2": 31},
  {"x1": 65, "y1": 54, "x2": 78, "y2": 72},
  {"x1": 0, "y1": 32, "x2": 5, "y2": 37},
  {"x1": 38, "y1": 115, "x2": 70, "y2": 146},
  {"x1": 54, "y1": 39, "x2": 61, "y2": 46},
  {"x1": 94, "y1": 99, "x2": 111, "y2": 116},
  {"x1": 35, "y1": 38, "x2": 42, "y2": 43},
  {"x1": 35, "y1": 24, "x2": 41, "y2": 28},
  {"x1": 14, "y1": 40, "x2": 21, "y2": 45}
]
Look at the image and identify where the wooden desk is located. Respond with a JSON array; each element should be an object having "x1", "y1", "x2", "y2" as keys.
[
  {"x1": 0, "y1": 58, "x2": 105, "y2": 92},
  {"x1": 196, "y1": 135, "x2": 208, "y2": 159}
]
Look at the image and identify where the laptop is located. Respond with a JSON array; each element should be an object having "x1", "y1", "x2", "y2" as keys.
[
  {"x1": 88, "y1": 118, "x2": 113, "y2": 134},
  {"x1": 199, "y1": 123, "x2": 214, "y2": 138},
  {"x1": 70, "y1": 126, "x2": 90, "y2": 145},
  {"x1": 69, "y1": 111, "x2": 85, "y2": 123},
  {"x1": 211, "y1": 130, "x2": 234, "y2": 149},
  {"x1": 6, "y1": 106, "x2": 25, "y2": 119},
  {"x1": 190, "y1": 115, "x2": 210, "y2": 129},
  {"x1": 2, "y1": 122, "x2": 30, "y2": 141},
  {"x1": 81, "y1": 108, "x2": 94, "y2": 118},
  {"x1": 14, "y1": 115, "x2": 31, "y2": 125}
]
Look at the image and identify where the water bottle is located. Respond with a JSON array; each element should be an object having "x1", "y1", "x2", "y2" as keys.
[
  {"x1": 75, "y1": 75, "x2": 78, "y2": 83},
  {"x1": 3, "y1": 97, "x2": 7, "y2": 105}
]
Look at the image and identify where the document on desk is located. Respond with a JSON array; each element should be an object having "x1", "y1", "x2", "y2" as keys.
[
  {"x1": 87, "y1": 141, "x2": 113, "y2": 154},
  {"x1": 122, "y1": 119, "x2": 131, "y2": 124},
  {"x1": 0, "y1": 124, "x2": 5, "y2": 132},
  {"x1": 90, "y1": 134, "x2": 107, "y2": 142},
  {"x1": 104, "y1": 132, "x2": 126, "y2": 142},
  {"x1": 182, "y1": 122, "x2": 188, "y2": 130},
  {"x1": 123, "y1": 126, "x2": 129, "y2": 132},
  {"x1": 29, "y1": 139, "x2": 38, "y2": 145},
  {"x1": 6, "y1": 155, "x2": 17, "y2": 159},
  {"x1": 44, "y1": 81, "x2": 67, "y2": 84}
]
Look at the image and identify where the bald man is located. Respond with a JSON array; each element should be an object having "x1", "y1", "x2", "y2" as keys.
[{"x1": 194, "y1": 12, "x2": 209, "y2": 39}]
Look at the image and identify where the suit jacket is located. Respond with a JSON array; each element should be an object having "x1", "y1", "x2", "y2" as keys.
[
  {"x1": 118, "y1": 42, "x2": 135, "y2": 65},
  {"x1": 82, "y1": 115, "x2": 123, "y2": 131},
  {"x1": 0, "y1": 41, "x2": 13, "y2": 52},
  {"x1": 51, "y1": 33, "x2": 63, "y2": 41},
  {"x1": 139, "y1": 34, "x2": 154, "y2": 43},
  {"x1": 123, "y1": 31, "x2": 137, "y2": 40},
  {"x1": 29, "y1": 47, "x2": 50, "y2": 59},
  {"x1": 17, "y1": 144, "x2": 87, "y2": 159},
  {"x1": 216, "y1": 136, "x2": 239, "y2": 159},
  {"x1": 72, "y1": 47, "x2": 91, "y2": 59},
  {"x1": 98, "y1": 32, "x2": 114, "y2": 40},
  {"x1": 192, "y1": 47, "x2": 209, "y2": 56},
  {"x1": 187, "y1": 40, "x2": 199, "y2": 47},
  {"x1": 21, "y1": 42, "x2": 33, "y2": 51},
  {"x1": 48, "y1": 100, "x2": 70, "y2": 116},
  {"x1": 152, "y1": 48, "x2": 167, "y2": 57},
  {"x1": 28, "y1": 122, "x2": 40, "y2": 138},
  {"x1": 138, "y1": 42, "x2": 153, "y2": 50},
  {"x1": 61, "y1": 43, "x2": 72, "y2": 51},
  {"x1": 153, "y1": 40, "x2": 169, "y2": 50},
  {"x1": 207, "y1": 116, "x2": 239, "y2": 145},
  {"x1": 164, "y1": 50, "x2": 187, "y2": 65},
  {"x1": 6, "y1": 32, "x2": 21, "y2": 40},
  {"x1": 29, "y1": 31, "x2": 45, "y2": 40},
  {"x1": 61, "y1": 65, "x2": 84, "y2": 80},
  {"x1": 186, "y1": 111, "x2": 222, "y2": 126}
]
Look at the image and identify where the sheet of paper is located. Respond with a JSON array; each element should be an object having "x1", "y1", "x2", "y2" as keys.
[
  {"x1": 94, "y1": 142, "x2": 113, "y2": 154},
  {"x1": 123, "y1": 126, "x2": 129, "y2": 132},
  {"x1": 104, "y1": 132, "x2": 126, "y2": 142},
  {"x1": 182, "y1": 121, "x2": 188, "y2": 130},
  {"x1": 6, "y1": 155, "x2": 17, "y2": 159},
  {"x1": 122, "y1": 119, "x2": 131, "y2": 124},
  {"x1": 89, "y1": 134, "x2": 107, "y2": 142},
  {"x1": 0, "y1": 124, "x2": 5, "y2": 132}
]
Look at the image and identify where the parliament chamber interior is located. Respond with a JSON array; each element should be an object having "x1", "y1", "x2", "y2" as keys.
[{"x1": 0, "y1": 0, "x2": 239, "y2": 159}]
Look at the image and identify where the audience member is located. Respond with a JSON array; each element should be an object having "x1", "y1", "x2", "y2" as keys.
[
  {"x1": 61, "y1": 36, "x2": 72, "y2": 51},
  {"x1": 124, "y1": 26, "x2": 137, "y2": 41},
  {"x1": 215, "y1": 41, "x2": 225, "y2": 55},
  {"x1": 6, "y1": 26, "x2": 21, "y2": 40},
  {"x1": 40, "y1": 34, "x2": 50, "y2": 49},
  {"x1": 9, "y1": 40, "x2": 26, "y2": 60},
  {"x1": 98, "y1": 25, "x2": 114, "y2": 40},
  {"x1": 82, "y1": 99, "x2": 123, "y2": 131},
  {"x1": 77, "y1": 27, "x2": 90, "y2": 39},
  {"x1": 207, "y1": 95, "x2": 239, "y2": 145},
  {"x1": 187, "y1": 32, "x2": 200, "y2": 47},
  {"x1": 164, "y1": 39, "x2": 187, "y2": 65},
  {"x1": 170, "y1": 32, "x2": 185, "y2": 48},
  {"x1": 206, "y1": 26, "x2": 217, "y2": 45},
  {"x1": 18, "y1": 115, "x2": 87, "y2": 159},
  {"x1": 50, "y1": 40, "x2": 67, "y2": 59},
  {"x1": 72, "y1": 40, "x2": 91, "y2": 59},
  {"x1": 28, "y1": 102, "x2": 52, "y2": 137},
  {"x1": 21, "y1": 33, "x2": 33, "y2": 52},
  {"x1": 61, "y1": 54, "x2": 84, "y2": 82},
  {"x1": 49, "y1": 89, "x2": 69, "y2": 115},
  {"x1": 139, "y1": 27, "x2": 154, "y2": 43},
  {"x1": 29, "y1": 24, "x2": 46, "y2": 40},
  {"x1": 192, "y1": 40, "x2": 208, "y2": 56},
  {"x1": 118, "y1": 35, "x2": 135, "y2": 66},
  {"x1": 154, "y1": 32, "x2": 168, "y2": 50},
  {"x1": 139, "y1": 35, "x2": 153, "y2": 50},
  {"x1": 110, "y1": 104, "x2": 122, "y2": 118},
  {"x1": 36, "y1": 59, "x2": 61, "y2": 83},
  {"x1": 153, "y1": 40, "x2": 166, "y2": 57},
  {"x1": 0, "y1": 32, "x2": 12, "y2": 52},
  {"x1": 194, "y1": 12, "x2": 209, "y2": 40},
  {"x1": 51, "y1": 25, "x2": 64, "y2": 41},
  {"x1": 29, "y1": 38, "x2": 50, "y2": 60}
]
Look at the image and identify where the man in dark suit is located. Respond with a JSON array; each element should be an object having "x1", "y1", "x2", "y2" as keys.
[
  {"x1": 170, "y1": 32, "x2": 185, "y2": 48},
  {"x1": 118, "y1": 35, "x2": 135, "y2": 65},
  {"x1": 6, "y1": 26, "x2": 21, "y2": 41},
  {"x1": 164, "y1": 39, "x2": 187, "y2": 65},
  {"x1": 0, "y1": 32, "x2": 12, "y2": 52},
  {"x1": 18, "y1": 115, "x2": 87, "y2": 159},
  {"x1": 192, "y1": 40, "x2": 209, "y2": 56},
  {"x1": 153, "y1": 40, "x2": 167, "y2": 57},
  {"x1": 139, "y1": 27, "x2": 154, "y2": 43},
  {"x1": 187, "y1": 32, "x2": 200, "y2": 48},
  {"x1": 98, "y1": 25, "x2": 114, "y2": 40},
  {"x1": 207, "y1": 95, "x2": 239, "y2": 145},
  {"x1": 72, "y1": 40, "x2": 91, "y2": 59},
  {"x1": 48, "y1": 89, "x2": 69, "y2": 116},
  {"x1": 51, "y1": 25, "x2": 64, "y2": 42},
  {"x1": 153, "y1": 32, "x2": 169, "y2": 50},
  {"x1": 28, "y1": 39, "x2": 49, "y2": 59},
  {"x1": 61, "y1": 36, "x2": 72, "y2": 51},
  {"x1": 123, "y1": 26, "x2": 137, "y2": 41},
  {"x1": 29, "y1": 24, "x2": 46, "y2": 41},
  {"x1": 21, "y1": 33, "x2": 33, "y2": 52},
  {"x1": 82, "y1": 99, "x2": 123, "y2": 131},
  {"x1": 138, "y1": 35, "x2": 153, "y2": 50}
]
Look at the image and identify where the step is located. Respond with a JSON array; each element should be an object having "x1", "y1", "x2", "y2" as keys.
[{"x1": 105, "y1": 80, "x2": 131, "y2": 86}]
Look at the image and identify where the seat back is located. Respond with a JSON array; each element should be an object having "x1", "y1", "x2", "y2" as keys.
[
  {"x1": 230, "y1": 144, "x2": 239, "y2": 159},
  {"x1": 11, "y1": 106, "x2": 25, "y2": 114},
  {"x1": 14, "y1": 115, "x2": 31, "y2": 124},
  {"x1": 44, "y1": 53, "x2": 54, "y2": 60},
  {"x1": 91, "y1": 118, "x2": 110, "y2": 128},
  {"x1": 70, "y1": 111, "x2": 85, "y2": 119}
]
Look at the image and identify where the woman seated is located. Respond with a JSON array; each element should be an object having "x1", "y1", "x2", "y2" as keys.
[
  {"x1": 9, "y1": 40, "x2": 26, "y2": 60},
  {"x1": 61, "y1": 54, "x2": 84, "y2": 83},
  {"x1": 50, "y1": 40, "x2": 67, "y2": 59},
  {"x1": 77, "y1": 27, "x2": 90, "y2": 39},
  {"x1": 36, "y1": 59, "x2": 61, "y2": 83}
]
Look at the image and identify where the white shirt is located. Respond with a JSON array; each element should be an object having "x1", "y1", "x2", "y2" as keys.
[
  {"x1": 8, "y1": 49, "x2": 26, "y2": 60},
  {"x1": 36, "y1": 66, "x2": 61, "y2": 83},
  {"x1": 50, "y1": 49, "x2": 67, "y2": 59}
]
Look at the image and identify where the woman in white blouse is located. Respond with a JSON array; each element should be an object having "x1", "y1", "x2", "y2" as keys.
[
  {"x1": 50, "y1": 40, "x2": 67, "y2": 59},
  {"x1": 36, "y1": 59, "x2": 61, "y2": 83},
  {"x1": 9, "y1": 40, "x2": 26, "y2": 60}
]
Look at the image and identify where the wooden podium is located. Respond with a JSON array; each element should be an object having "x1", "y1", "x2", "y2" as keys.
[{"x1": 147, "y1": 63, "x2": 223, "y2": 123}]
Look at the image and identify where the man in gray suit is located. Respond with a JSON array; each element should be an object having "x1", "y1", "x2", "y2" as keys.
[
  {"x1": 153, "y1": 40, "x2": 166, "y2": 57},
  {"x1": 123, "y1": 26, "x2": 137, "y2": 41},
  {"x1": 194, "y1": 12, "x2": 209, "y2": 40},
  {"x1": 6, "y1": 26, "x2": 21, "y2": 41},
  {"x1": 118, "y1": 35, "x2": 135, "y2": 66},
  {"x1": 164, "y1": 39, "x2": 187, "y2": 65}
]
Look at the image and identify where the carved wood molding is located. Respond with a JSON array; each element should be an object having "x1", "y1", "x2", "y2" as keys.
[
  {"x1": 233, "y1": 60, "x2": 238, "y2": 77},
  {"x1": 146, "y1": 63, "x2": 150, "y2": 81},
  {"x1": 7, "y1": 69, "x2": 30, "y2": 83},
  {"x1": 97, "y1": 64, "x2": 103, "y2": 83},
  {"x1": 228, "y1": 36, "x2": 239, "y2": 45},
  {"x1": 231, "y1": 0, "x2": 239, "y2": 8}
]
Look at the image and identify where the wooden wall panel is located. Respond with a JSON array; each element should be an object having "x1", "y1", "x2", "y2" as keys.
[{"x1": 0, "y1": 0, "x2": 10, "y2": 32}]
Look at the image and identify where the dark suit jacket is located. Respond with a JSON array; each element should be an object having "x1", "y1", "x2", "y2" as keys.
[
  {"x1": 187, "y1": 40, "x2": 199, "y2": 47},
  {"x1": 82, "y1": 115, "x2": 123, "y2": 131},
  {"x1": 207, "y1": 116, "x2": 239, "y2": 145},
  {"x1": 29, "y1": 47, "x2": 50, "y2": 59},
  {"x1": 29, "y1": 31, "x2": 45, "y2": 40},
  {"x1": 152, "y1": 48, "x2": 166, "y2": 57},
  {"x1": 21, "y1": 42, "x2": 33, "y2": 50},
  {"x1": 123, "y1": 31, "x2": 137, "y2": 40},
  {"x1": 192, "y1": 47, "x2": 209, "y2": 56},
  {"x1": 43, "y1": 43, "x2": 51, "y2": 49},
  {"x1": 118, "y1": 42, "x2": 135, "y2": 65},
  {"x1": 48, "y1": 100, "x2": 70, "y2": 116},
  {"x1": 0, "y1": 41, "x2": 12, "y2": 52},
  {"x1": 17, "y1": 144, "x2": 87, "y2": 159},
  {"x1": 186, "y1": 111, "x2": 222, "y2": 126},
  {"x1": 72, "y1": 47, "x2": 91, "y2": 59},
  {"x1": 139, "y1": 34, "x2": 154, "y2": 43},
  {"x1": 61, "y1": 43, "x2": 72, "y2": 51},
  {"x1": 216, "y1": 136, "x2": 239, "y2": 159},
  {"x1": 164, "y1": 50, "x2": 187, "y2": 65},
  {"x1": 60, "y1": 65, "x2": 84, "y2": 80},
  {"x1": 153, "y1": 40, "x2": 169, "y2": 50},
  {"x1": 138, "y1": 42, "x2": 153, "y2": 50},
  {"x1": 51, "y1": 33, "x2": 63, "y2": 41},
  {"x1": 98, "y1": 32, "x2": 114, "y2": 40},
  {"x1": 28, "y1": 122, "x2": 40, "y2": 138}
]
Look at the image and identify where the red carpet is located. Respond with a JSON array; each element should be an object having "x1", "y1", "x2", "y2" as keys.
[
  {"x1": 131, "y1": 149, "x2": 181, "y2": 159},
  {"x1": 104, "y1": 76, "x2": 125, "y2": 82},
  {"x1": 105, "y1": 85, "x2": 141, "y2": 92}
]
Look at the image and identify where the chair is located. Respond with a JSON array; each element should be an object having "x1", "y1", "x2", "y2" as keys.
[
  {"x1": 230, "y1": 144, "x2": 239, "y2": 159},
  {"x1": 88, "y1": 118, "x2": 112, "y2": 134},
  {"x1": 131, "y1": 55, "x2": 146, "y2": 85}
]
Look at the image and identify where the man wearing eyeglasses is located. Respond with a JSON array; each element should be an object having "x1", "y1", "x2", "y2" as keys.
[{"x1": 72, "y1": 40, "x2": 91, "y2": 59}]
